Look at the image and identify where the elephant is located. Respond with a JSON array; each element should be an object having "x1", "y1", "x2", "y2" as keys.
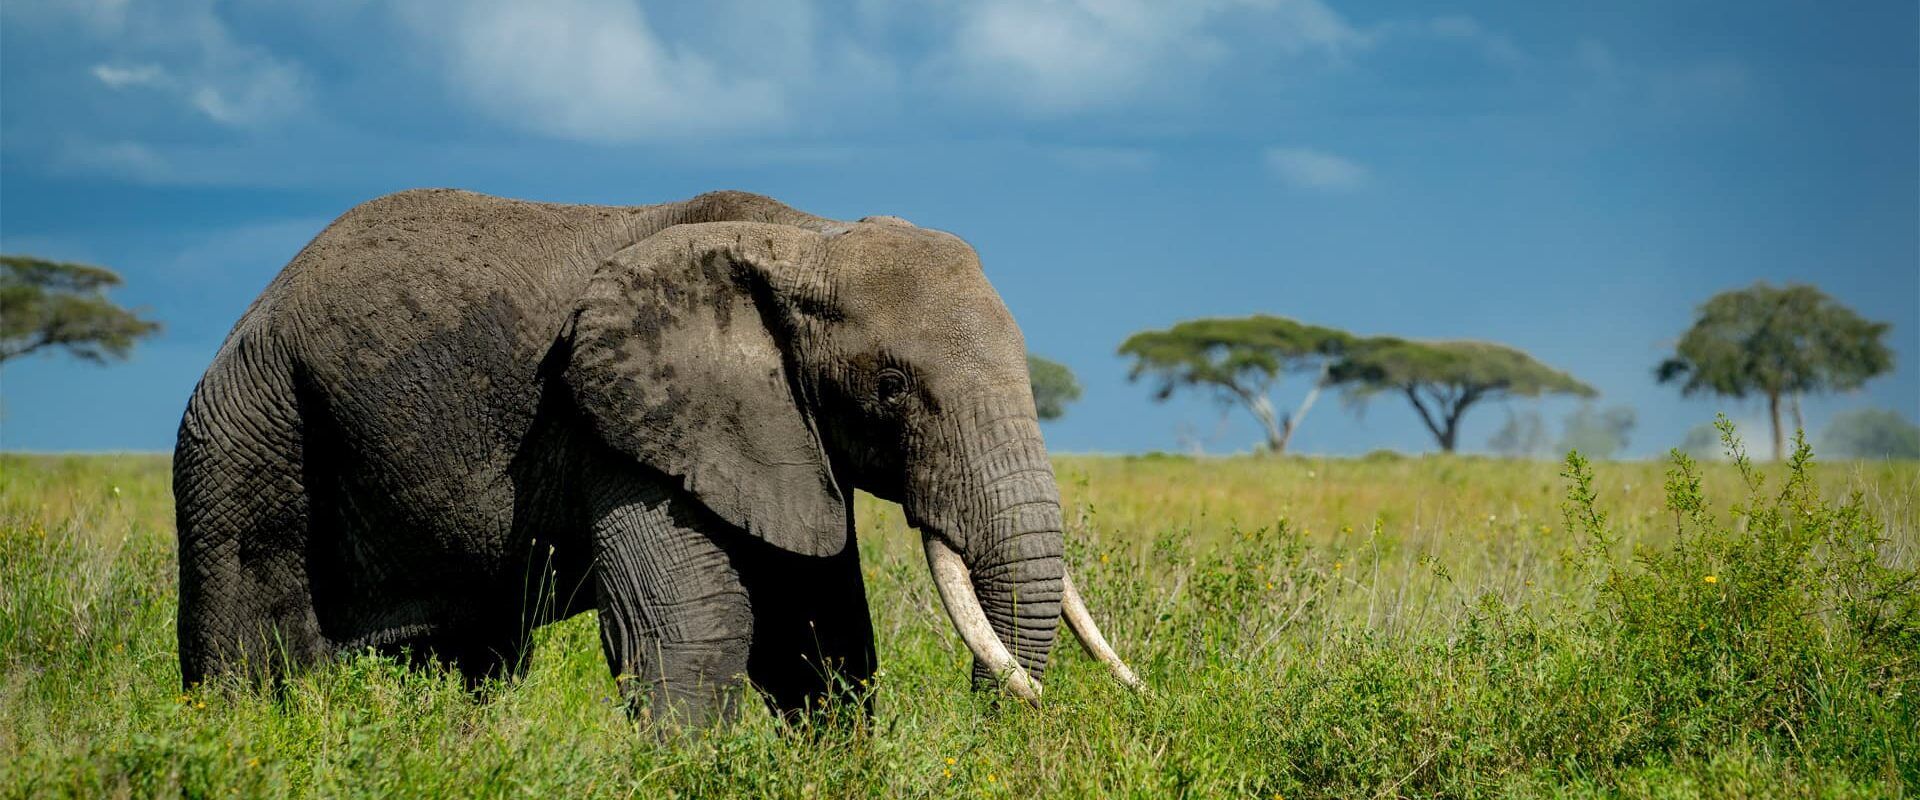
[{"x1": 172, "y1": 188, "x2": 1139, "y2": 725}]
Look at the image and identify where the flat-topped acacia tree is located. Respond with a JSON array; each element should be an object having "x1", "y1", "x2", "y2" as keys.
[
  {"x1": 0, "y1": 255, "x2": 161, "y2": 366},
  {"x1": 1119, "y1": 315, "x2": 1355, "y2": 454},
  {"x1": 1331, "y1": 338, "x2": 1595, "y2": 453}
]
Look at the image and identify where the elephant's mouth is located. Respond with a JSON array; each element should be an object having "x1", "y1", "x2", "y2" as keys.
[{"x1": 922, "y1": 536, "x2": 1143, "y2": 703}]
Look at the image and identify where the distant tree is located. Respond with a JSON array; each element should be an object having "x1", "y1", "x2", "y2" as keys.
[
  {"x1": 1487, "y1": 408, "x2": 1551, "y2": 458},
  {"x1": 1657, "y1": 282, "x2": 1893, "y2": 460},
  {"x1": 1, "y1": 255, "x2": 161, "y2": 365},
  {"x1": 1820, "y1": 409, "x2": 1920, "y2": 460},
  {"x1": 1331, "y1": 338, "x2": 1595, "y2": 453},
  {"x1": 1026, "y1": 354, "x2": 1082, "y2": 422},
  {"x1": 1677, "y1": 421, "x2": 1728, "y2": 461},
  {"x1": 1119, "y1": 315, "x2": 1354, "y2": 454},
  {"x1": 1558, "y1": 404, "x2": 1636, "y2": 459}
]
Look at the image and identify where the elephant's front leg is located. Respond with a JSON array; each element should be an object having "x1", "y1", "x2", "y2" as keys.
[
  {"x1": 588, "y1": 473, "x2": 753, "y2": 728},
  {"x1": 741, "y1": 533, "x2": 876, "y2": 721}
]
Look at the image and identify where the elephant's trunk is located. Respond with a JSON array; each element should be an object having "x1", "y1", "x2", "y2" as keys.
[
  {"x1": 908, "y1": 395, "x2": 1063, "y2": 698},
  {"x1": 924, "y1": 537, "x2": 1044, "y2": 702},
  {"x1": 910, "y1": 393, "x2": 1143, "y2": 701}
]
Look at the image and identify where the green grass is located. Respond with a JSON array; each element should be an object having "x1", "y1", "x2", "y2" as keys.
[{"x1": 3, "y1": 424, "x2": 1915, "y2": 798}]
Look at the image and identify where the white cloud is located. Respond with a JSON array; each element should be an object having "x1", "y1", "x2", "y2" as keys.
[
  {"x1": 91, "y1": 63, "x2": 167, "y2": 89},
  {"x1": 922, "y1": 4, "x2": 1526, "y2": 116},
  {"x1": 43, "y1": 1, "x2": 308, "y2": 128},
  {"x1": 931, "y1": 0, "x2": 1364, "y2": 114},
  {"x1": 188, "y1": 63, "x2": 304, "y2": 127},
  {"x1": 87, "y1": 57, "x2": 302, "y2": 128},
  {"x1": 397, "y1": 0, "x2": 786, "y2": 142},
  {"x1": 1263, "y1": 146, "x2": 1368, "y2": 191},
  {"x1": 1261, "y1": 0, "x2": 1372, "y2": 54},
  {"x1": 13, "y1": 1, "x2": 1552, "y2": 164}
]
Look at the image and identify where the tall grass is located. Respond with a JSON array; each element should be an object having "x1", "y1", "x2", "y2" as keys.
[{"x1": 2, "y1": 424, "x2": 1914, "y2": 797}]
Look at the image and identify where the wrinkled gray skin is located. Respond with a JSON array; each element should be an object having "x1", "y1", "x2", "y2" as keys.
[{"x1": 174, "y1": 189, "x2": 1064, "y2": 725}]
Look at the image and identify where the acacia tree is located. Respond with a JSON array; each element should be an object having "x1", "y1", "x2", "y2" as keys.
[
  {"x1": 1, "y1": 255, "x2": 161, "y2": 365},
  {"x1": 1118, "y1": 315, "x2": 1354, "y2": 454},
  {"x1": 1657, "y1": 282, "x2": 1893, "y2": 460},
  {"x1": 1820, "y1": 409, "x2": 1920, "y2": 460},
  {"x1": 1558, "y1": 404, "x2": 1637, "y2": 459},
  {"x1": 1026, "y1": 354, "x2": 1082, "y2": 421},
  {"x1": 1331, "y1": 338, "x2": 1595, "y2": 452},
  {"x1": 1678, "y1": 422, "x2": 1726, "y2": 461},
  {"x1": 1487, "y1": 408, "x2": 1551, "y2": 458}
]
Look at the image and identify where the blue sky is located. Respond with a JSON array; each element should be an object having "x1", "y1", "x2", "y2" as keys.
[{"x1": 2, "y1": 0, "x2": 1915, "y2": 456}]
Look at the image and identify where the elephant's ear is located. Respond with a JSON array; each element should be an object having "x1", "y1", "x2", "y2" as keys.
[{"x1": 566, "y1": 221, "x2": 846, "y2": 557}]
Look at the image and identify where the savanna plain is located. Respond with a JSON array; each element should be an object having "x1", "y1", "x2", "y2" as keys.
[{"x1": 3, "y1": 427, "x2": 1916, "y2": 798}]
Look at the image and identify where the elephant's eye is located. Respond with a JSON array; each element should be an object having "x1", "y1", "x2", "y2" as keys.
[{"x1": 876, "y1": 368, "x2": 911, "y2": 406}]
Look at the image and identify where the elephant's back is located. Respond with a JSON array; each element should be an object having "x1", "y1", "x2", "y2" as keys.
[
  {"x1": 238, "y1": 190, "x2": 660, "y2": 558},
  {"x1": 256, "y1": 189, "x2": 638, "y2": 453},
  {"x1": 269, "y1": 189, "x2": 654, "y2": 372}
]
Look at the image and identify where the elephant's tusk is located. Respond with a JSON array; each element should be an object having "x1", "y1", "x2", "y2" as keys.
[
  {"x1": 1062, "y1": 571, "x2": 1145, "y2": 691},
  {"x1": 923, "y1": 537, "x2": 1044, "y2": 705}
]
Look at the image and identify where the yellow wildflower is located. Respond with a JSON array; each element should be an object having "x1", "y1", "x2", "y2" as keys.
[
  {"x1": 946, "y1": 757, "x2": 956, "y2": 766},
  {"x1": 987, "y1": 774, "x2": 996, "y2": 783},
  {"x1": 1703, "y1": 575, "x2": 1718, "y2": 584}
]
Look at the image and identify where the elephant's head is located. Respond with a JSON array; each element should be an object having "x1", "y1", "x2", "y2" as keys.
[{"x1": 565, "y1": 205, "x2": 1138, "y2": 701}]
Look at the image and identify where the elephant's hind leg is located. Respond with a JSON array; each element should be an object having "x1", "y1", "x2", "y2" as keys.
[
  {"x1": 588, "y1": 469, "x2": 754, "y2": 728},
  {"x1": 174, "y1": 336, "x2": 328, "y2": 687}
]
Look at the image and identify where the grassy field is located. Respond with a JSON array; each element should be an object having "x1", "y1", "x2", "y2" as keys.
[{"x1": 3, "y1": 429, "x2": 1915, "y2": 797}]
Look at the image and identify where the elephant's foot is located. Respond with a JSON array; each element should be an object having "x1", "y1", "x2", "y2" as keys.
[{"x1": 612, "y1": 641, "x2": 752, "y2": 728}]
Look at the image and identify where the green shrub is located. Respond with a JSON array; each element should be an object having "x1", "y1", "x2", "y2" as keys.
[{"x1": 1565, "y1": 416, "x2": 1918, "y2": 778}]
